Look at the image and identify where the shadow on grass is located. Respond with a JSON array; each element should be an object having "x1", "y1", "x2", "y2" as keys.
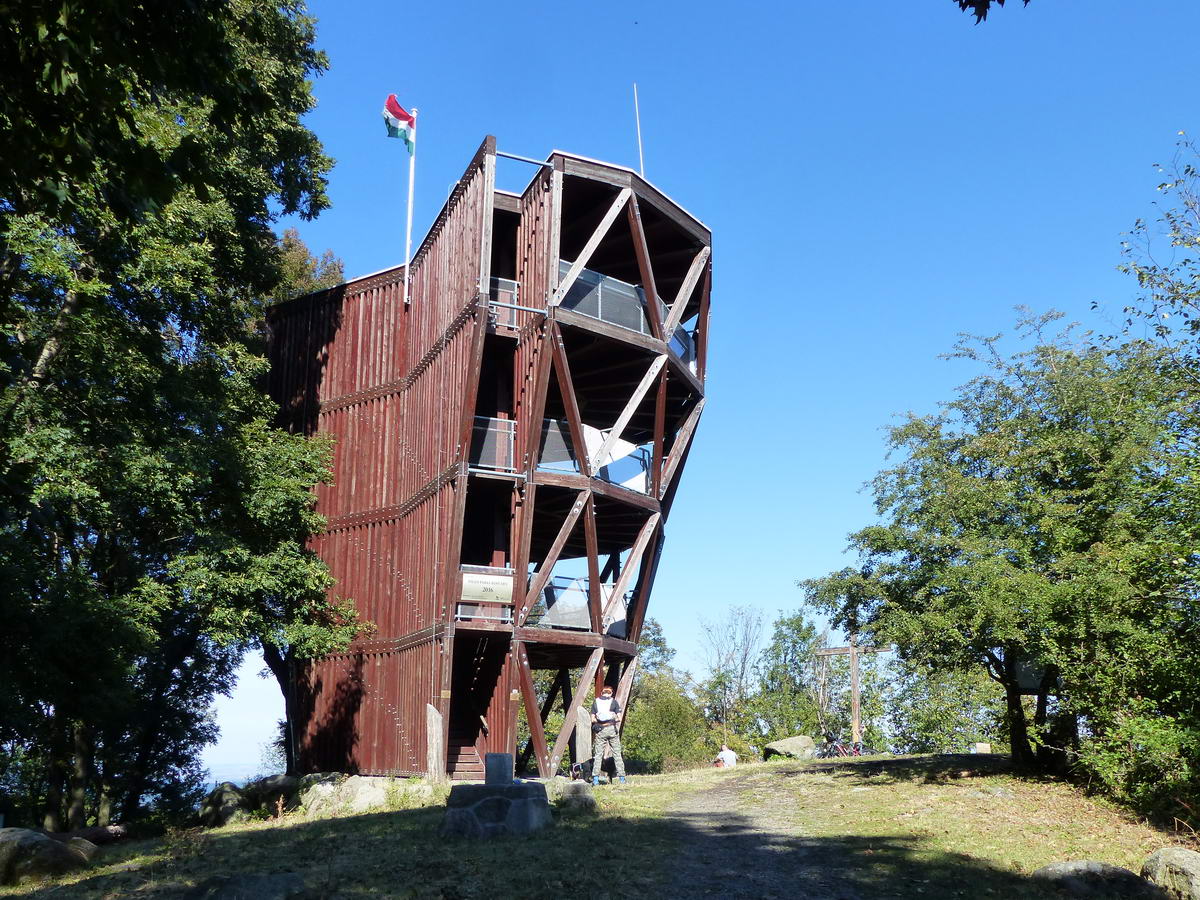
[
  {"x1": 15, "y1": 787, "x2": 1084, "y2": 900},
  {"x1": 797, "y1": 753, "x2": 1019, "y2": 786}
]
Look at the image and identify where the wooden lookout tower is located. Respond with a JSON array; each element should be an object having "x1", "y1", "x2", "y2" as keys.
[{"x1": 266, "y1": 137, "x2": 711, "y2": 780}]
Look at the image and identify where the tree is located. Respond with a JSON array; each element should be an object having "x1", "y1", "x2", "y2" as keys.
[
  {"x1": 274, "y1": 227, "x2": 344, "y2": 305},
  {"x1": 697, "y1": 606, "x2": 763, "y2": 742},
  {"x1": 956, "y1": 0, "x2": 1029, "y2": 22},
  {"x1": 0, "y1": 2, "x2": 354, "y2": 826},
  {"x1": 805, "y1": 321, "x2": 1194, "y2": 778},
  {"x1": 621, "y1": 672, "x2": 709, "y2": 773},
  {"x1": 887, "y1": 661, "x2": 1005, "y2": 754},
  {"x1": 743, "y1": 612, "x2": 823, "y2": 745},
  {"x1": 0, "y1": 0, "x2": 329, "y2": 220}
]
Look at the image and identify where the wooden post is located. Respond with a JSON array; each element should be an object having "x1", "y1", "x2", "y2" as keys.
[
  {"x1": 814, "y1": 635, "x2": 888, "y2": 745},
  {"x1": 426, "y1": 703, "x2": 446, "y2": 783}
]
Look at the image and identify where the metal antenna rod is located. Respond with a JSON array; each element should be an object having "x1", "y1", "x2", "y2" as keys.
[{"x1": 633, "y1": 83, "x2": 645, "y2": 178}]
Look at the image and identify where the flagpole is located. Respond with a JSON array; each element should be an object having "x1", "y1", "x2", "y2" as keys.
[{"x1": 403, "y1": 108, "x2": 418, "y2": 306}]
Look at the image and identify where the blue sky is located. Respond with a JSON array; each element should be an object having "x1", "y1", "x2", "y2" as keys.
[{"x1": 203, "y1": 0, "x2": 1200, "y2": 781}]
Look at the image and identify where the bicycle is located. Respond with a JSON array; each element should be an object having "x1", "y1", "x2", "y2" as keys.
[{"x1": 816, "y1": 734, "x2": 878, "y2": 758}]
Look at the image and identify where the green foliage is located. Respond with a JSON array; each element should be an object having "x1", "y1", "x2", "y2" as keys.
[
  {"x1": 0, "y1": 1, "x2": 348, "y2": 826},
  {"x1": 803, "y1": 308, "x2": 1200, "y2": 823},
  {"x1": 887, "y1": 661, "x2": 1005, "y2": 754},
  {"x1": 622, "y1": 673, "x2": 710, "y2": 773},
  {"x1": 274, "y1": 227, "x2": 344, "y2": 304}
]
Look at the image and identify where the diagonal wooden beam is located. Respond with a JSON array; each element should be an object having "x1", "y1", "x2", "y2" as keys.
[
  {"x1": 614, "y1": 656, "x2": 640, "y2": 736},
  {"x1": 600, "y1": 551, "x2": 621, "y2": 583},
  {"x1": 658, "y1": 397, "x2": 706, "y2": 500},
  {"x1": 583, "y1": 494, "x2": 602, "y2": 633},
  {"x1": 549, "y1": 323, "x2": 591, "y2": 477},
  {"x1": 518, "y1": 666, "x2": 566, "y2": 772},
  {"x1": 627, "y1": 525, "x2": 665, "y2": 643},
  {"x1": 600, "y1": 512, "x2": 661, "y2": 627},
  {"x1": 519, "y1": 489, "x2": 588, "y2": 624},
  {"x1": 549, "y1": 188, "x2": 632, "y2": 306},
  {"x1": 516, "y1": 642, "x2": 552, "y2": 776},
  {"x1": 663, "y1": 245, "x2": 710, "y2": 336},
  {"x1": 549, "y1": 647, "x2": 604, "y2": 773},
  {"x1": 627, "y1": 195, "x2": 663, "y2": 340},
  {"x1": 589, "y1": 355, "x2": 667, "y2": 473}
]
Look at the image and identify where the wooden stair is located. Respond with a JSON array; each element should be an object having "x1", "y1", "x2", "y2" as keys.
[{"x1": 448, "y1": 739, "x2": 483, "y2": 780}]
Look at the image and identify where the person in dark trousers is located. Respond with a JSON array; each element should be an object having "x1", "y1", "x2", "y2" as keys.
[{"x1": 590, "y1": 684, "x2": 626, "y2": 785}]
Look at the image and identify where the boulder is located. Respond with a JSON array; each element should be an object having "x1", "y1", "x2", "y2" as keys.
[
  {"x1": 299, "y1": 774, "x2": 433, "y2": 817},
  {"x1": 199, "y1": 782, "x2": 251, "y2": 828},
  {"x1": 185, "y1": 872, "x2": 306, "y2": 899},
  {"x1": 441, "y1": 782, "x2": 553, "y2": 838},
  {"x1": 0, "y1": 827, "x2": 92, "y2": 886},
  {"x1": 242, "y1": 775, "x2": 301, "y2": 813},
  {"x1": 555, "y1": 781, "x2": 596, "y2": 813},
  {"x1": 1031, "y1": 860, "x2": 1164, "y2": 898},
  {"x1": 763, "y1": 735, "x2": 817, "y2": 760},
  {"x1": 1143, "y1": 847, "x2": 1200, "y2": 899}
]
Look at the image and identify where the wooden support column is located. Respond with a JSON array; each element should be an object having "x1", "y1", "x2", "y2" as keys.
[
  {"x1": 651, "y1": 368, "x2": 667, "y2": 497},
  {"x1": 696, "y1": 262, "x2": 711, "y2": 381},
  {"x1": 549, "y1": 648, "x2": 604, "y2": 774},
  {"x1": 583, "y1": 493, "x2": 602, "y2": 633}
]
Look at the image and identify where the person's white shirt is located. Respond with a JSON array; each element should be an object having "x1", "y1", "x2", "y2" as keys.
[{"x1": 717, "y1": 747, "x2": 738, "y2": 767}]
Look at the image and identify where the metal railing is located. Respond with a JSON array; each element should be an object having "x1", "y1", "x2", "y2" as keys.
[
  {"x1": 488, "y1": 276, "x2": 522, "y2": 327},
  {"x1": 469, "y1": 416, "x2": 517, "y2": 473},
  {"x1": 559, "y1": 259, "x2": 653, "y2": 335},
  {"x1": 525, "y1": 575, "x2": 632, "y2": 632},
  {"x1": 558, "y1": 260, "x2": 697, "y2": 371},
  {"x1": 537, "y1": 418, "x2": 652, "y2": 494}
]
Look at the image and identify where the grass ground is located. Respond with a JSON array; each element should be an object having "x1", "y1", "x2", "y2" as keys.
[{"x1": 3, "y1": 755, "x2": 1191, "y2": 899}]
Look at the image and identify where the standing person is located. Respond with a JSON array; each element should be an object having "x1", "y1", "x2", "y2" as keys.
[
  {"x1": 590, "y1": 684, "x2": 626, "y2": 785},
  {"x1": 716, "y1": 744, "x2": 738, "y2": 768}
]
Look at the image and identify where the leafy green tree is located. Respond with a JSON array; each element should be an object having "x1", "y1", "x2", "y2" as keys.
[
  {"x1": 743, "y1": 612, "x2": 823, "y2": 745},
  {"x1": 805, "y1": 321, "x2": 1195, "y2": 780},
  {"x1": 274, "y1": 227, "x2": 344, "y2": 305},
  {"x1": 0, "y1": 2, "x2": 354, "y2": 826},
  {"x1": 622, "y1": 672, "x2": 709, "y2": 773},
  {"x1": 887, "y1": 661, "x2": 1005, "y2": 754}
]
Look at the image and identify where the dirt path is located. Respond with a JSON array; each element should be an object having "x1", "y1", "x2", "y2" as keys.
[{"x1": 660, "y1": 762, "x2": 865, "y2": 900}]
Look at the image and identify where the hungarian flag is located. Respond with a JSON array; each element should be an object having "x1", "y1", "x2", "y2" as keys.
[{"x1": 382, "y1": 94, "x2": 415, "y2": 152}]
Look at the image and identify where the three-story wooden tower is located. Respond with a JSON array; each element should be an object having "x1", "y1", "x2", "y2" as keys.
[{"x1": 267, "y1": 137, "x2": 710, "y2": 779}]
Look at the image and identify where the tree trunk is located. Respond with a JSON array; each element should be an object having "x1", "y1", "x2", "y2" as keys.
[
  {"x1": 67, "y1": 723, "x2": 91, "y2": 830},
  {"x1": 261, "y1": 642, "x2": 296, "y2": 775},
  {"x1": 96, "y1": 777, "x2": 113, "y2": 828},
  {"x1": 1002, "y1": 655, "x2": 1036, "y2": 769},
  {"x1": 42, "y1": 756, "x2": 64, "y2": 832}
]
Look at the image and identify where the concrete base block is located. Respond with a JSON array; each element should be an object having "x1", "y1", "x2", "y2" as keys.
[{"x1": 440, "y1": 782, "x2": 553, "y2": 839}]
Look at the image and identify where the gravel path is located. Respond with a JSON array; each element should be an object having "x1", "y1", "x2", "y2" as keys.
[{"x1": 660, "y1": 763, "x2": 865, "y2": 900}]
